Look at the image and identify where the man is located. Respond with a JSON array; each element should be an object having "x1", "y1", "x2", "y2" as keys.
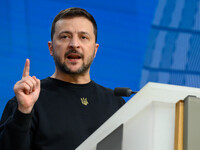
[{"x1": 0, "y1": 7, "x2": 125, "y2": 150}]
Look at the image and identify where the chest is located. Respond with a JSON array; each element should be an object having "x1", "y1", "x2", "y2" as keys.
[{"x1": 32, "y1": 90, "x2": 114, "y2": 149}]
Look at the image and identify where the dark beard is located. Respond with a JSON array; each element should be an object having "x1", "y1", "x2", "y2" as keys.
[{"x1": 53, "y1": 49, "x2": 95, "y2": 75}]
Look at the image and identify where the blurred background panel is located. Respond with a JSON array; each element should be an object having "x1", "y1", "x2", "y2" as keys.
[
  {"x1": 1, "y1": 0, "x2": 199, "y2": 117},
  {"x1": 140, "y1": 0, "x2": 200, "y2": 88}
]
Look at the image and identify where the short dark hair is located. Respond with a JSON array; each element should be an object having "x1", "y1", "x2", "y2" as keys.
[{"x1": 51, "y1": 7, "x2": 97, "y2": 42}]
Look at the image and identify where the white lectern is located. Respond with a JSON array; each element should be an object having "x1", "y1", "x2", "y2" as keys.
[{"x1": 76, "y1": 82, "x2": 200, "y2": 150}]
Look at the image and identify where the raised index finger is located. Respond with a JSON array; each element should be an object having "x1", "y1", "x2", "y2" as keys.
[{"x1": 22, "y1": 59, "x2": 30, "y2": 78}]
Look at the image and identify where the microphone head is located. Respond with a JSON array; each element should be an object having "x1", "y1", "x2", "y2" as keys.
[{"x1": 114, "y1": 87, "x2": 134, "y2": 97}]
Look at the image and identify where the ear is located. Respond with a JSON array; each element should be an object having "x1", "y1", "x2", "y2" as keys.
[
  {"x1": 94, "y1": 43, "x2": 99, "y2": 58},
  {"x1": 48, "y1": 41, "x2": 53, "y2": 56}
]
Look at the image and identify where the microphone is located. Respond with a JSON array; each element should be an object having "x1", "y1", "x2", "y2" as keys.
[{"x1": 114, "y1": 87, "x2": 137, "y2": 97}]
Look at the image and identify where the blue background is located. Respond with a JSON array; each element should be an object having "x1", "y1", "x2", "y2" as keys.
[{"x1": 1, "y1": 0, "x2": 200, "y2": 117}]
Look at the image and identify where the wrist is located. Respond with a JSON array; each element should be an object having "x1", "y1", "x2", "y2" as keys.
[{"x1": 18, "y1": 105, "x2": 33, "y2": 114}]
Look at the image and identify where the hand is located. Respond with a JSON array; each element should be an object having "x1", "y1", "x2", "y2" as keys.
[{"x1": 14, "y1": 59, "x2": 40, "y2": 114}]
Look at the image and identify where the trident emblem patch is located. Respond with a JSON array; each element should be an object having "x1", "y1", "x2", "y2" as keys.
[{"x1": 81, "y1": 97, "x2": 89, "y2": 106}]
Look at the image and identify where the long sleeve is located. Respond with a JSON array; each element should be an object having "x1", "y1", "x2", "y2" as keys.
[{"x1": 0, "y1": 98, "x2": 33, "y2": 150}]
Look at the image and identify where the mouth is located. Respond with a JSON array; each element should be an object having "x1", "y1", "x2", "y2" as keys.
[
  {"x1": 66, "y1": 52, "x2": 83, "y2": 64},
  {"x1": 67, "y1": 53, "x2": 82, "y2": 60}
]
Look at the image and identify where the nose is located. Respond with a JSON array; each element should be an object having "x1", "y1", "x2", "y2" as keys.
[{"x1": 69, "y1": 37, "x2": 80, "y2": 49}]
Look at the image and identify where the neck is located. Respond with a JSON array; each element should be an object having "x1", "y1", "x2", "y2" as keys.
[{"x1": 51, "y1": 70, "x2": 91, "y2": 84}]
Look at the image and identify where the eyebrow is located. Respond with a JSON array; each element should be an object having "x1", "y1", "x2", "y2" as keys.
[
  {"x1": 59, "y1": 31, "x2": 90, "y2": 36},
  {"x1": 58, "y1": 31, "x2": 71, "y2": 35},
  {"x1": 79, "y1": 31, "x2": 90, "y2": 35}
]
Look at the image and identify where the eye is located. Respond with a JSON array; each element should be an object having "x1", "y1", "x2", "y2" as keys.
[
  {"x1": 61, "y1": 35, "x2": 68, "y2": 39},
  {"x1": 60, "y1": 33, "x2": 71, "y2": 39},
  {"x1": 81, "y1": 36, "x2": 86, "y2": 39},
  {"x1": 81, "y1": 35, "x2": 89, "y2": 40}
]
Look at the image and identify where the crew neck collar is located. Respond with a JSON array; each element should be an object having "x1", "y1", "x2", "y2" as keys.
[{"x1": 47, "y1": 77, "x2": 94, "y2": 88}]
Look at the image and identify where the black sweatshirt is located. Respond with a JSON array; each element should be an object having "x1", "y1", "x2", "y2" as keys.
[{"x1": 0, "y1": 77, "x2": 125, "y2": 150}]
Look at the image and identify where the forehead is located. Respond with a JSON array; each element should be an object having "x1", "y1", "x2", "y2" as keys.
[{"x1": 55, "y1": 17, "x2": 94, "y2": 34}]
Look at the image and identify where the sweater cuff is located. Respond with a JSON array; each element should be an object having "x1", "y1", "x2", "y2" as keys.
[{"x1": 11, "y1": 109, "x2": 33, "y2": 130}]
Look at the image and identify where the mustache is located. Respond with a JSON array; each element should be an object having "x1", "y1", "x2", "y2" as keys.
[{"x1": 64, "y1": 49, "x2": 84, "y2": 58}]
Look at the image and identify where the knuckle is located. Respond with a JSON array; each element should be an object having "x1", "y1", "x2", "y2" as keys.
[
  {"x1": 13, "y1": 81, "x2": 21, "y2": 91},
  {"x1": 22, "y1": 76, "x2": 28, "y2": 81},
  {"x1": 22, "y1": 82, "x2": 30, "y2": 90},
  {"x1": 13, "y1": 85, "x2": 17, "y2": 92}
]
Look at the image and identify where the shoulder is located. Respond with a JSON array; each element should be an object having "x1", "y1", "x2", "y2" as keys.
[
  {"x1": 92, "y1": 81, "x2": 113, "y2": 94},
  {"x1": 92, "y1": 81, "x2": 125, "y2": 105},
  {"x1": 40, "y1": 77, "x2": 61, "y2": 92},
  {"x1": 40, "y1": 77, "x2": 54, "y2": 88}
]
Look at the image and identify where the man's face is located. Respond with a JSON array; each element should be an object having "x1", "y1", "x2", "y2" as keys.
[{"x1": 48, "y1": 17, "x2": 99, "y2": 75}]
